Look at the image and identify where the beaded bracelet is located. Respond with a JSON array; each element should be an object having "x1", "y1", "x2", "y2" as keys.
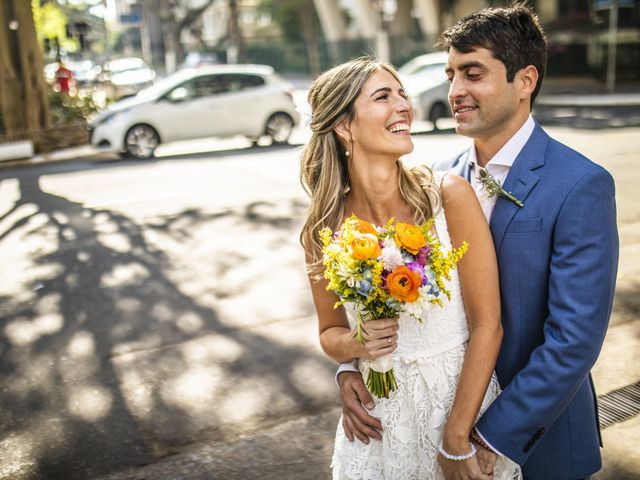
[
  {"x1": 470, "y1": 427, "x2": 493, "y2": 452},
  {"x1": 438, "y1": 441, "x2": 477, "y2": 461}
]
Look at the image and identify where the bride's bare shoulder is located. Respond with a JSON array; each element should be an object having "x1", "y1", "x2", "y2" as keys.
[{"x1": 440, "y1": 173, "x2": 476, "y2": 208}]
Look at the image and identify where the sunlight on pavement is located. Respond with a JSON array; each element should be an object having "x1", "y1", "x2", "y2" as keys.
[
  {"x1": 0, "y1": 432, "x2": 37, "y2": 479},
  {"x1": 162, "y1": 367, "x2": 222, "y2": 414},
  {"x1": 67, "y1": 385, "x2": 113, "y2": 421},
  {"x1": 219, "y1": 384, "x2": 269, "y2": 423},
  {"x1": 4, "y1": 313, "x2": 64, "y2": 346},
  {"x1": 67, "y1": 331, "x2": 97, "y2": 358},
  {"x1": 100, "y1": 263, "x2": 150, "y2": 288}
]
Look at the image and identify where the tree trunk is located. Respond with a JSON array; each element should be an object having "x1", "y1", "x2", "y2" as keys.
[
  {"x1": 299, "y1": 5, "x2": 320, "y2": 76},
  {"x1": 227, "y1": 0, "x2": 245, "y2": 63},
  {"x1": 164, "y1": 24, "x2": 182, "y2": 73},
  {"x1": 0, "y1": 0, "x2": 50, "y2": 139},
  {"x1": 0, "y1": 0, "x2": 25, "y2": 135}
]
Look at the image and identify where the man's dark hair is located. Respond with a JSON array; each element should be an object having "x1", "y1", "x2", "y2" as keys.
[{"x1": 437, "y1": 3, "x2": 547, "y2": 107}]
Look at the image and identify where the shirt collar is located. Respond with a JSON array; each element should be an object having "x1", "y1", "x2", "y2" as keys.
[{"x1": 468, "y1": 115, "x2": 535, "y2": 170}]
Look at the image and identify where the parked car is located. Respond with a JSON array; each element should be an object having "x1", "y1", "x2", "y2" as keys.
[
  {"x1": 397, "y1": 52, "x2": 451, "y2": 128},
  {"x1": 89, "y1": 64, "x2": 299, "y2": 159},
  {"x1": 101, "y1": 57, "x2": 156, "y2": 100}
]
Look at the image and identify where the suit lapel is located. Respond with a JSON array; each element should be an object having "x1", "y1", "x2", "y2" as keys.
[{"x1": 489, "y1": 124, "x2": 548, "y2": 252}]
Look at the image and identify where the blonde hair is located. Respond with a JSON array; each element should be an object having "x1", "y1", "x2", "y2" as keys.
[{"x1": 299, "y1": 57, "x2": 441, "y2": 276}]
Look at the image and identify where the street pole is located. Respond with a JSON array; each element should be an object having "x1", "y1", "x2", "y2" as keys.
[{"x1": 606, "y1": 0, "x2": 618, "y2": 93}]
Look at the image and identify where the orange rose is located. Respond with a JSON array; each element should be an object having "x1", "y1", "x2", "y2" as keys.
[
  {"x1": 387, "y1": 265, "x2": 422, "y2": 302},
  {"x1": 351, "y1": 233, "x2": 381, "y2": 260},
  {"x1": 394, "y1": 223, "x2": 426, "y2": 254},
  {"x1": 353, "y1": 219, "x2": 377, "y2": 236}
]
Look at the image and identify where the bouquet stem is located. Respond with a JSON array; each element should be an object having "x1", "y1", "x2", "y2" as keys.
[
  {"x1": 357, "y1": 311, "x2": 399, "y2": 399},
  {"x1": 366, "y1": 368, "x2": 398, "y2": 399}
]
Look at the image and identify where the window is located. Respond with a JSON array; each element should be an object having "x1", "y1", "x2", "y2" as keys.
[
  {"x1": 191, "y1": 75, "x2": 227, "y2": 97},
  {"x1": 221, "y1": 74, "x2": 265, "y2": 93},
  {"x1": 173, "y1": 73, "x2": 266, "y2": 100}
]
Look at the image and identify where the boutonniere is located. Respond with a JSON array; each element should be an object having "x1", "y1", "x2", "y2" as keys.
[{"x1": 477, "y1": 168, "x2": 524, "y2": 207}]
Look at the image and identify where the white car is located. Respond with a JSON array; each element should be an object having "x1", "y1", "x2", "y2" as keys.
[
  {"x1": 398, "y1": 52, "x2": 451, "y2": 129},
  {"x1": 89, "y1": 64, "x2": 300, "y2": 159}
]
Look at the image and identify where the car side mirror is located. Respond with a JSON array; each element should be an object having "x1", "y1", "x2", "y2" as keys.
[{"x1": 167, "y1": 86, "x2": 189, "y2": 102}]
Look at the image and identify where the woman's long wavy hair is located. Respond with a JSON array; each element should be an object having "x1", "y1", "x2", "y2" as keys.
[{"x1": 300, "y1": 57, "x2": 441, "y2": 278}]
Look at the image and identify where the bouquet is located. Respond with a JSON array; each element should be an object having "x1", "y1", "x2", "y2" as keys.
[{"x1": 320, "y1": 215, "x2": 468, "y2": 398}]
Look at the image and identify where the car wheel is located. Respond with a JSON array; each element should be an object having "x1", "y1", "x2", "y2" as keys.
[
  {"x1": 265, "y1": 113, "x2": 294, "y2": 144},
  {"x1": 124, "y1": 124, "x2": 160, "y2": 159},
  {"x1": 428, "y1": 102, "x2": 449, "y2": 130}
]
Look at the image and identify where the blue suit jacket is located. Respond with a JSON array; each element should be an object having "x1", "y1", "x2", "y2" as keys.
[{"x1": 432, "y1": 123, "x2": 619, "y2": 479}]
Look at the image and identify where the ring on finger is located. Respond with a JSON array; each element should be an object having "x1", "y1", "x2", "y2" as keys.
[{"x1": 387, "y1": 337, "x2": 391, "y2": 344}]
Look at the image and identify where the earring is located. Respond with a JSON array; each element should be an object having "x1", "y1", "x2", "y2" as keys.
[{"x1": 345, "y1": 150, "x2": 350, "y2": 157}]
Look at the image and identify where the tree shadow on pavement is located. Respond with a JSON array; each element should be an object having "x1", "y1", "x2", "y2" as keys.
[{"x1": 0, "y1": 174, "x2": 335, "y2": 480}]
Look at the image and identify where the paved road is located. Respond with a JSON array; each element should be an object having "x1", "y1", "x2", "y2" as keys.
[{"x1": 0, "y1": 127, "x2": 638, "y2": 479}]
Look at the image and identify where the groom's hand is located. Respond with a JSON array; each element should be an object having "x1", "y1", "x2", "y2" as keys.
[
  {"x1": 475, "y1": 444, "x2": 498, "y2": 475},
  {"x1": 437, "y1": 455, "x2": 493, "y2": 480},
  {"x1": 338, "y1": 371, "x2": 382, "y2": 444}
]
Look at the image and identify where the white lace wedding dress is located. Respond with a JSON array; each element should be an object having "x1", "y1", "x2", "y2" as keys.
[{"x1": 331, "y1": 206, "x2": 522, "y2": 480}]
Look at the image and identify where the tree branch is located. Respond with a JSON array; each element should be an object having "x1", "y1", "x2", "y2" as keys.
[{"x1": 178, "y1": 0, "x2": 217, "y2": 32}]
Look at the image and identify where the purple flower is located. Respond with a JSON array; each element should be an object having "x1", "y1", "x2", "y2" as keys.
[
  {"x1": 416, "y1": 245, "x2": 431, "y2": 266},
  {"x1": 406, "y1": 261, "x2": 427, "y2": 285}
]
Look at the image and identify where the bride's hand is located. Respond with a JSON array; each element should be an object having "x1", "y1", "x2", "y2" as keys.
[{"x1": 354, "y1": 317, "x2": 399, "y2": 360}]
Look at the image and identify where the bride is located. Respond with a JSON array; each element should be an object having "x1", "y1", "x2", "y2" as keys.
[{"x1": 299, "y1": 57, "x2": 521, "y2": 479}]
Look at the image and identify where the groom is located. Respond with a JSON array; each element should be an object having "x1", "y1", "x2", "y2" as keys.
[{"x1": 336, "y1": 5, "x2": 619, "y2": 479}]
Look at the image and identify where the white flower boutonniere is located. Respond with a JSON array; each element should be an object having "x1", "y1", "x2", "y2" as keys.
[{"x1": 477, "y1": 168, "x2": 524, "y2": 208}]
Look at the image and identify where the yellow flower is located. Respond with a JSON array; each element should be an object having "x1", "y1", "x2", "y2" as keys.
[
  {"x1": 387, "y1": 265, "x2": 422, "y2": 302},
  {"x1": 351, "y1": 233, "x2": 381, "y2": 260},
  {"x1": 394, "y1": 223, "x2": 426, "y2": 254}
]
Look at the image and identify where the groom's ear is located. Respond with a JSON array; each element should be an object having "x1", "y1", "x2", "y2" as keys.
[{"x1": 517, "y1": 65, "x2": 538, "y2": 100}]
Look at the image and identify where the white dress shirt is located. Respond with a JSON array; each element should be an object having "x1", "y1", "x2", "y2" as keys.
[{"x1": 469, "y1": 115, "x2": 536, "y2": 222}]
